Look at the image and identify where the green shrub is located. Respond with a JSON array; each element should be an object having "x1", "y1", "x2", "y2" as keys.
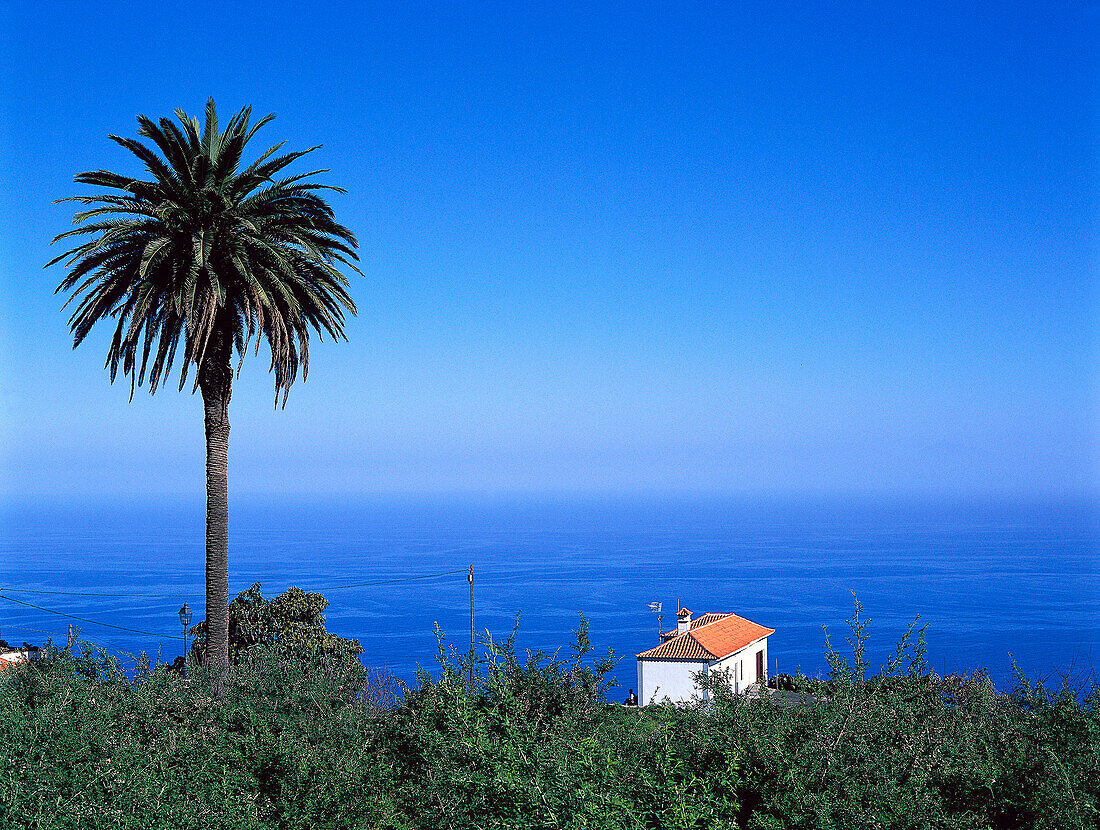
[
  {"x1": 0, "y1": 601, "x2": 1096, "y2": 829},
  {"x1": 379, "y1": 616, "x2": 744, "y2": 829},
  {"x1": 188, "y1": 583, "x2": 363, "y2": 668},
  {"x1": 0, "y1": 642, "x2": 398, "y2": 829},
  {"x1": 701, "y1": 599, "x2": 1100, "y2": 829}
]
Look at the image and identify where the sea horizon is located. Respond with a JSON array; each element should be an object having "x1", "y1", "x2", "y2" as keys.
[{"x1": 2, "y1": 492, "x2": 1097, "y2": 692}]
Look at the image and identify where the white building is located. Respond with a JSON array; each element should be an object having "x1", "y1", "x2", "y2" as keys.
[
  {"x1": 636, "y1": 607, "x2": 774, "y2": 704},
  {"x1": 0, "y1": 645, "x2": 41, "y2": 673}
]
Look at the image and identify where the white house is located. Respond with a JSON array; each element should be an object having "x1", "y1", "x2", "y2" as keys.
[
  {"x1": 0, "y1": 645, "x2": 42, "y2": 673},
  {"x1": 636, "y1": 607, "x2": 774, "y2": 704}
]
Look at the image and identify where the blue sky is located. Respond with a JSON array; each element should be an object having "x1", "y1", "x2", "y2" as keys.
[{"x1": 1, "y1": 1, "x2": 1096, "y2": 500}]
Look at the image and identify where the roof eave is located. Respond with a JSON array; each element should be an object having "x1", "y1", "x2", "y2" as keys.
[{"x1": 636, "y1": 655, "x2": 712, "y2": 661}]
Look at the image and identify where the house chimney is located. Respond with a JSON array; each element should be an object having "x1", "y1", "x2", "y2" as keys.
[{"x1": 676, "y1": 607, "x2": 692, "y2": 634}]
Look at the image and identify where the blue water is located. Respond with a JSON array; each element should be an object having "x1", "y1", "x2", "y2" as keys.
[{"x1": 1, "y1": 495, "x2": 1097, "y2": 690}]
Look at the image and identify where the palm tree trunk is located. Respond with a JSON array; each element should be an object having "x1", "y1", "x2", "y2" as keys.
[{"x1": 199, "y1": 335, "x2": 232, "y2": 670}]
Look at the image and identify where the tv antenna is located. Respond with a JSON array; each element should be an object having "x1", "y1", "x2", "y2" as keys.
[{"x1": 647, "y1": 601, "x2": 663, "y2": 637}]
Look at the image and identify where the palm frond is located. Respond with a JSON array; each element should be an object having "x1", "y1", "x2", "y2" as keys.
[{"x1": 50, "y1": 100, "x2": 359, "y2": 404}]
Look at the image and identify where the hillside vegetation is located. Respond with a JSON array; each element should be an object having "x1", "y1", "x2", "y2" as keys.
[{"x1": 1, "y1": 612, "x2": 1097, "y2": 829}]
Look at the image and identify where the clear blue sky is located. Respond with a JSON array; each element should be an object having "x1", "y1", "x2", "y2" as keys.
[{"x1": 1, "y1": 1, "x2": 1096, "y2": 500}]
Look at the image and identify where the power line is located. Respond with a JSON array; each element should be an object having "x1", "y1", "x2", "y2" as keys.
[
  {"x1": 0, "y1": 624, "x2": 64, "y2": 636},
  {"x1": 0, "y1": 594, "x2": 181, "y2": 640},
  {"x1": 308, "y1": 568, "x2": 470, "y2": 591},
  {"x1": 0, "y1": 566, "x2": 472, "y2": 600},
  {"x1": 0, "y1": 587, "x2": 191, "y2": 599},
  {"x1": 0, "y1": 567, "x2": 469, "y2": 638}
]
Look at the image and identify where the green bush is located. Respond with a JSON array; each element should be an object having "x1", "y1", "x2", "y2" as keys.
[
  {"x1": 701, "y1": 599, "x2": 1100, "y2": 829},
  {"x1": 0, "y1": 602, "x2": 1096, "y2": 829},
  {"x1": 0, "y1": 643, "x2": 398, "y2": 829},
  {"x1": 188, "y1": 582, "x2": 363, "y2": 668},
  {"x1": 378, "y1": 617, "x2": 743, "y2": 829}
]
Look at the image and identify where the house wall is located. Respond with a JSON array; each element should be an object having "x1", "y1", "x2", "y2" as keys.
[
  {"x1": 636, "y1": 636, "x2": 770, "y2": 703},
  {"x1": 0, "y1": 649, "x2": 37, "y2": 670},
  {"x1": 637, "y1": 658, "x2": 709, "y2": 704},
  {"x1": 709, "y1": 637, "x2": 769, "y2": 693}
]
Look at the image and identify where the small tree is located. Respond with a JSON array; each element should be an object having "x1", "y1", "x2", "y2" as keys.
[{"x1": 188, "y1": 583, "x2": 362, "y2": 666}]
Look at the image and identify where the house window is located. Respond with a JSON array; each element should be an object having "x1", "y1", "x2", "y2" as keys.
[{"x1": 756, "y1": 649, "x2": 764, "y2": 681}]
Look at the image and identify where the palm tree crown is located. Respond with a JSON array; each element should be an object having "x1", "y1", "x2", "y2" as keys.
[{"x1": 49, "y1": 99, "x2": 359, "y2": 405}]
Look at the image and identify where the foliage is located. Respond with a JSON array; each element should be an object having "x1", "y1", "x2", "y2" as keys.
[
  {"x1": 188, "y1": 582, "x2": 362, "y2": 667},
  {"x1": 0, "y1": 605, "x2": 1097, "y2": 829},
  {"x1": 0, "y1": 641, "x2": 397, "y2": 830},
  {"x1": 702, "y1": 598, "x2": 1100, "y2": 829},
  {"x1": 378, "y1": 615, "x2": 743, "y2": 829},
  {"x1": 48, "y1": 98, "x2": 359, "y2": 405}
]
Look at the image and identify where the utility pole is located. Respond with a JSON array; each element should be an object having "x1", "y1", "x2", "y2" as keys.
[{"x1": 468, "y1": 564, "x2": 475, "y2": 692}]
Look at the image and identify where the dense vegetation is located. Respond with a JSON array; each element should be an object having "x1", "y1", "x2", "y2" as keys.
[
  {"x1": 1, "y1": 610, "x2": 1097, "y2": 829},
  {"x1": 186, "y1": 583, "x2": 363, "y2": 669}
]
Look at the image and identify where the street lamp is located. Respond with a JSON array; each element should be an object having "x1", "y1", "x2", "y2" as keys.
[{"x1": 178, "y1": 602, "x2": 192, "y2": 677}]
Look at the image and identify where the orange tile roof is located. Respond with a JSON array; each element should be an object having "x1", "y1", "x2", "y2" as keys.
[
  {"x1": 638, "y1": 612, "x2": 774, "y2": 661},
  {"x1": 661, "y1": 612, "x2": 733, "y2": 638},
  {"x1": 641, "y1": 634, "x2": 715, "y2": 660}
]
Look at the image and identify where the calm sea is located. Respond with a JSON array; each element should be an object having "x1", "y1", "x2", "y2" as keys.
[{"x1": 1, "y1": 495, "x2": 1097, "y2": 690}]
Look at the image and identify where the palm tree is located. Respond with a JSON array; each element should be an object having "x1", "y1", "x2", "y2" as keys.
[{"x1": 48, "y1": 100, "x2": 359, "y2": 668}]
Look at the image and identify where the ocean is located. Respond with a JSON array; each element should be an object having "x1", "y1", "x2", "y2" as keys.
[{"x1": 1, "y1": 495, "x2": 1097, "y2": 691}]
